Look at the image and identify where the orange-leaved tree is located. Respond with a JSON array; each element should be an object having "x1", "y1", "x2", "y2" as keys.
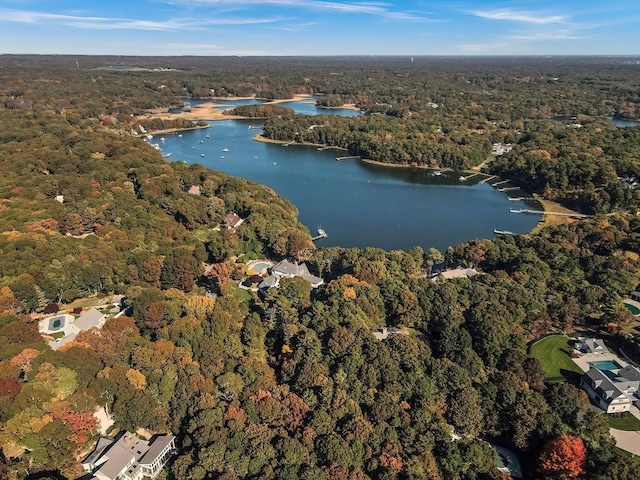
[{"x1": 538, "y1": 434, "x2": 587, "y2": 478}]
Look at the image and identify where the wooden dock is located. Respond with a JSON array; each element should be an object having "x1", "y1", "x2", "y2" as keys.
[
  {"x1": 480, "y1": 175, "x2": 497, "y2": 184},
  {"x1": 460, "y1": 172, "x2": 482, "y2": 181}
]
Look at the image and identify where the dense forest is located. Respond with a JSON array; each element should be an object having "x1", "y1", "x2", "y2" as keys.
[{"x1": 1, "y1": 55, "x2": 640, "y2": 480}]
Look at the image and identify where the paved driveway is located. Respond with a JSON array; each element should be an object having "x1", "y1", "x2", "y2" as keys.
[{"x1": 610, "y1": 428, "x2": 640, "y2": 456}]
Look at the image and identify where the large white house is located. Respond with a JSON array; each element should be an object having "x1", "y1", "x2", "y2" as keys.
[
  {"x1": 82, "y1": 432, "x2": 176, "y2": 480},
  {"x1": 258, "y1": 259, "x2": 324, "y2": 289},
  {"x1": 580, "y1": 365, "x2": 640, "y2": 413}
]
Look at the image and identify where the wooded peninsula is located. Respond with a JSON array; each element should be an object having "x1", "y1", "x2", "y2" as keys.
[{"x1": 1, "y1": 55, "x2": 640, "y2": 480}]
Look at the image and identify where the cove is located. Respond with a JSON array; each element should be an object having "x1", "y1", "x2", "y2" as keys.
[{"x1": 160, "y1": 106, "x2": 540, "y2": 252}]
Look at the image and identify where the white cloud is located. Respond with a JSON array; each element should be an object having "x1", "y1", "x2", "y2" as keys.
[
  {"x1": 469, "y1": 8, "x2": 567, "y2": 25},
  {"x1": 509, "y1": 31, "x2": 589, "y2": 41},
  {"x1": 170, "y1": 0, "x2": 434, "y2": 21},
  {"x1": 0, "y1": 8, "x2": 283, "y2": 31}
]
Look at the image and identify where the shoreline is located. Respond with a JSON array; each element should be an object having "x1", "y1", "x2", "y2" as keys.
[{"x1": 137, "y1": 93, "x2": 359, "y2": 125}]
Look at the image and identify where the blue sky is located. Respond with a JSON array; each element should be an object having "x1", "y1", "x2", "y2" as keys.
[{"x1": 1, "y1": 1, "x2": 639, "y2": 56}]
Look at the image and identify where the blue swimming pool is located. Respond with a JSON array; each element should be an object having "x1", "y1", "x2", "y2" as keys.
[
  {"x1": 589, "y1": 360, "x2": 622, "y2": 371},
  {"x1": 623, "y1": 301, "x2": 640, "y2": 315}
]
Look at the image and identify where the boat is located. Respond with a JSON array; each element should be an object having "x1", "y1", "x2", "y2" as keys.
[
  {"x1": 222, "y1": 148, "x2": 229, "y2": 152},
  {"x1": 206, "y1": 134, "x2": 210, "y2": 138},
  {"x1": 177, "y1": 134, "x2": 182, "y2": 138},
  {"x1": 493, "y1": 229, "x2": 515, "y2": 235},
  {"x1": 200, "y1": 140, "x2": 204, "y2": 143},
  {"x1": 509, "y1": 208, "x2": 523, "y2": 213},
  {"x1": 201, "y1": 153, "x2": 205, "y2": 157},
  {"x1": 160, "y1": 137, "x2": 165, "y2": 141},
  {"x1": 459, "y1": 176, "x2": 466, "y2": 181},
  {"x1": 220, "y1": 156, "x2": 224, "y2": 159},
  {"x1": 163, "y1": 152, "x2": 172, "y2": 158}
]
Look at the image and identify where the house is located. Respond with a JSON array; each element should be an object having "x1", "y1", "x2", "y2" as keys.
[
  {"x1": 224, "y1": 212, "x2": 244, "y2": 230},
  {"x1": 436, "y1": 268, "x2": 478, "y2": 281},
  {"x1": 580, "y1": 338, "x2": 607, "y2": 354},
  {"x1": 187, "y1": 185, "x2": 201, "y2": 196},
  {"x1": 580, "y1": 365, "x2": 640, "y2": 413},
  {"x1": 70, "y1": 307, "x2": 106, "y2": 334},
  {"x1": 82, "y1": 431, "x2": 176, "y2": 480},
  {"x1": 371, "y1": 327, "x2": 401, "y2": 341},
  {"x1": 270, "y1": 259, "x2": 323, "y2": 288},
  {"x1": 631, "y1": 291, "x2": 640, "y2": 303}
]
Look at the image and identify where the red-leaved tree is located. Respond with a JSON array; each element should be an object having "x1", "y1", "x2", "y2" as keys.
[{"x1": 538, "y1": 434, "x2": 587, "y2": 478}]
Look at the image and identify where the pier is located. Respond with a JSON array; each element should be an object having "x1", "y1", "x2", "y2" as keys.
[
  {"x1": 492, "y1": 179, "x2": 509, "y2": 187},
  {"x1": 510, "y1": 209, "x2": 590, "y2": 219},
  {"x1": 498, "y1": 186, "x2": 520, "y2": 192},
  {"x1": 317, "y1": 146, "x2": 332, "y2": 151},
  {"x1": 283, "y1": 141, "x2": 295, "y2": 147},
  {"x1": 480, "y1": 175, "x2": 497, "y2": 184},
  {"x1": 459, "y1": 172, "x2": 482, "y2": 181},
  {"x1": 336, "y1": 156, "x2": 360, "y2": 161},
  {"x1": 311, "y1": 228, "x2": 328, "y2": 241}
]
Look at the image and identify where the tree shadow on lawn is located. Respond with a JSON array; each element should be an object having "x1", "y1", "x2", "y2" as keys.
[{"x1": 559, "y1": 368, "x2": 582, "y2": 386}]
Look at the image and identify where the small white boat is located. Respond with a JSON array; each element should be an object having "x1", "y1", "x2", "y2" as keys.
[
  {"x1": 201, "y1": 153, "x2": 205, "y2": 157},
  {"x1": 177, "y1": 134, "x2": 182, "y2": 138},
  {"x1": 220, "y1": 156, "x2": 224, "y2": 159},
  {"x1": 164, "y1": 152, "x2": 172, "y2": 158},
  {"x1": 206, "y1": 134, "x2": 210, "y2": 138},
  {"x1": 222, "y1": 148, "x2": 229, "y2": 152},
  {"x1": 200, "y1": 140, "x2": 204, "y2": 143},
  {"x1": 160, "y1": 137, "x2": 165, "y2": 141}
]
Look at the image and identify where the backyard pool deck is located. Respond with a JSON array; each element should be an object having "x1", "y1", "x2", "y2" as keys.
[{"x1": 572, "y1": 350, "x2": 629, "y2": 374}]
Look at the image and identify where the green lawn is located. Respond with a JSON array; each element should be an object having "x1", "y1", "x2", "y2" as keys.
[
  {"x1": 607, "y1": 412, "x2": 640, "y2": 431},
  {"x1": 530, "y1": 334, "x2": 583, "y2": 383}
]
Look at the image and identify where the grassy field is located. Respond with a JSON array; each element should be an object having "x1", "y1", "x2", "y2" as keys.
[
  {"x1": 607, "y1": 412, "x2": 640, "y2": 431},
  {"x1": 530, "y1": 334, "x2": 584, "y2": 383}
]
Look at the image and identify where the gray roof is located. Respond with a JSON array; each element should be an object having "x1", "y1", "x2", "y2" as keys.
[
  {"x1": 258, "y1": 275, "x2": 279, "y2": 289},
  {"x1": 82, "y1": 432, "x2": 175, "y2": 480},
  {"x1": 271, "y1": 260, "x2": 323, "y2": 287},
  {"x1": 272, "y1": 259, "x2": 308, "y2": 276},
  {"x1": 583, "y1": 367, "x2": 630, "y2": 404},
  {"x1": 74, "y1": 307, "x2": 105, "y2": 331},
  {"x1": 583, "y1": 338, "x2": 607, "y2": 353}
]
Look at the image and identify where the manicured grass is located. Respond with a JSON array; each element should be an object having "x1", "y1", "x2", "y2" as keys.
[
  {"x1": 607, "y1": 412, "x2": 640, "y2": 431},
  {"x1": 530, "y1": 334, "x2": 583, "y2": 383}
]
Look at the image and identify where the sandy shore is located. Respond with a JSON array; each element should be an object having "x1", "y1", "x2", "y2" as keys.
[{"x1": 138, "y1": 94, "x2": 358, "y2": 123}]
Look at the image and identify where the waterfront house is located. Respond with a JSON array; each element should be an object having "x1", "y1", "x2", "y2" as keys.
[
  {"x1": 82, "y1": 431, "x2": 176, "y2": 480},
  {"x1": 187, "y1": 185, "x2": 201, "y2": 196},
  {"x1": 436, "y1": 268, "x2": 479, "y2": 281},
  {"x1": 580, "y1": 365, "x2": 640, "y2": 413},
  {"x1": 224, "y1": 212, "x2": 244, "y2": 230},
  {"x1": 271, "y1": 259, "x2": 323, "y2": 288}
]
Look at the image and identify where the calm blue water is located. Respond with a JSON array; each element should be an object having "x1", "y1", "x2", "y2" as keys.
[
  {"x1": 608, "y1": 118, "x2": 640, "y2": 128},
  {"x1": 169, "y1": 96, "x2": 360, "y2": 116},
  {"x1": 158, "y1": 101, "x2": 539, "y2": 251}
]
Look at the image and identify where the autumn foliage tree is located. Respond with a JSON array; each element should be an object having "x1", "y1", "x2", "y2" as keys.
[{"x1": 538, "y1": 434, "x2": 587, "y2": 478}]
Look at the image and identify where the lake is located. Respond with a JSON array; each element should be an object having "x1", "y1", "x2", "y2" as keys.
[{"x1": 158, "y1": 101, "x2": 540, "y2": 251}]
